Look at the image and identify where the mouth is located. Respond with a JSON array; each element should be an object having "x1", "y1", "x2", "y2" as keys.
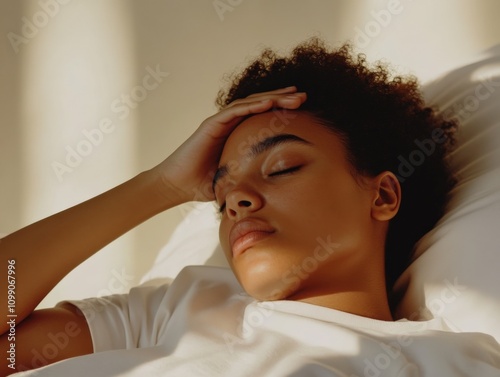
[{"x1": 229, "y1": 219, "x2": 275, "y2": 257}]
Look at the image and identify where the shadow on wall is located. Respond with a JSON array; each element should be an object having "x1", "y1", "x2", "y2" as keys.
[{"x1": 0, "y1": 1, "x2": 25, "y2": 235}]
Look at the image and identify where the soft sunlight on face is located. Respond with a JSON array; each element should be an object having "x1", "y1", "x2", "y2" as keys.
[{"x1": 215, "y1": 111, "x2": 384, "y2": 302}]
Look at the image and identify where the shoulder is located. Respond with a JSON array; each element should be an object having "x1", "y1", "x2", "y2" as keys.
[{"x1": 63, "y1": 266, "x2": 246, "y2": 352}]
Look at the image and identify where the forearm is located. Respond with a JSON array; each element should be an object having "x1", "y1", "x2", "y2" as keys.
[
  {"x1": 0, "y1": 169, "x2": 182, "y2": 334},
  {"x1": 0, "y1": 87, "x2": 305, "y2": 337}
]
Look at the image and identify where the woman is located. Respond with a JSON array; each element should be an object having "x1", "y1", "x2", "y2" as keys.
[{"x1": 1, "y1": 39, "x2": 499, "y2": 376}]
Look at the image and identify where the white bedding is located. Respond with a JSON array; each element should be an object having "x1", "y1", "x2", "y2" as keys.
[
  {"x1": 10, "y1": 43, "x2": 500, "y2": 377},
  {"x1": 394, "y1": 43, "x2": 500, "y2": 341},
  {"x1": 13, "y1": 266, "x2": 500, "y2": 376},
  {"x1": 141, "y1": 43, "x2": 500, "y2": 344}
]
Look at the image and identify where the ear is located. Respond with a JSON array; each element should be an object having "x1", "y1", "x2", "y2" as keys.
[{"x1": 371, "y1": 171, "x2": 401, "y2": 221}]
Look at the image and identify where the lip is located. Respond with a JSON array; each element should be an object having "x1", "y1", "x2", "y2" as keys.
[{"x1": 229, "y1": 219, "x2": 275, "y2": 257}]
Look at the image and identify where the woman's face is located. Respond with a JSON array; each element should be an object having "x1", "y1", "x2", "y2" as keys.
[{"x1": 214, "y1": 111, "x2": 379, "y2": 301}]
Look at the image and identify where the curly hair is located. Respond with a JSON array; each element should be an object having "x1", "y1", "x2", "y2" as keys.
[{"x1": 216, "y1": 38, "x2": 457, "y2": 295}]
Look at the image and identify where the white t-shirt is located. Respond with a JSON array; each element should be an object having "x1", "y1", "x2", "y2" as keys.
[{"x1": 13, "y1": 266, "x2": 500, "y2": 376}]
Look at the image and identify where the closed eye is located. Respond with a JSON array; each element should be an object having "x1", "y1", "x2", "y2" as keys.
[
  {"x1": 217, "y1": 166, "x2": 302, "y2": 215},
  {"x1": 268, "y1": 166, "x2": 301, "y2": 177}
]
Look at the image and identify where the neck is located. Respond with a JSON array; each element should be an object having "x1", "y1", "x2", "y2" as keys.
[
  {"x1": 291, "y1": 289, "x2": 393, "y2": 321},
  {"x1": 286, "y1": 254, "x2": 393, "y2": 321}
]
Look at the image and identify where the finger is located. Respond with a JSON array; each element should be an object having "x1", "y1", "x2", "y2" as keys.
[
  {"x1": 214, "y1": 93, "x2": 307, "y2": 126},
  {"x1": 245, "y1": 86, "x2": 297, "y2": 98},
  {"x1": 274, "y1": 92, "x2": 307, "y2": 109},
  {"x1": 226, "y1": 86, "x2": 298, "y2": 107},
  {"x1": 209, "y1": 99, "x2": 274, "y2": 126},
  {"x1": 226, "y1": 91, "x2": 306, "y2": 109},
  {"x1": 200, "y1": 92, "x2": 307, "y2": 141}
]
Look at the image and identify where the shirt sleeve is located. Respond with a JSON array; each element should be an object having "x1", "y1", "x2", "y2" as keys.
[{"x1": 58, "y1": 279, "x2": 171, "y2": 353}]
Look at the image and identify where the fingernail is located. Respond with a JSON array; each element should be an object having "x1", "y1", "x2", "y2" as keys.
[{"x1": 285, "y1": 92, "x2": 305, "y2": 98}]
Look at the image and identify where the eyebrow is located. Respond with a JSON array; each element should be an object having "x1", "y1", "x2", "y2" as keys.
[{"x1": 212, "y1": 133, "x2": 312, "y2": 191}]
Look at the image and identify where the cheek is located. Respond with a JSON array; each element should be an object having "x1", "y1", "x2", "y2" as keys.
[
  {"x1": 267, "y1": 176, "x2": 343, "y2": 221},
  {"x1": 218, "y1": 220, "x2": 232, "y2": 259},
  {"x1": 268, "y1": 175, "x2": 368, "y2": 246}
]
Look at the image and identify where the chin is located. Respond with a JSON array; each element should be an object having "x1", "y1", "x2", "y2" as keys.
[
  {"x1": 231, "y1": 251, "x2": 304, "y2": 301},
  {"x1": 242, "y1": 276, "x2": 301, "y2": 302}
]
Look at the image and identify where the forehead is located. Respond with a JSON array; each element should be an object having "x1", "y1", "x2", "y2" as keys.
[{"x1": 219, "y1": 111, "x2": 329, "y2": 161}]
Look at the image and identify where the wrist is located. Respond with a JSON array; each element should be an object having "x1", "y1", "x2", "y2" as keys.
[{"x1": 141, "y1": 168, "x2": 188, "y2": 210}]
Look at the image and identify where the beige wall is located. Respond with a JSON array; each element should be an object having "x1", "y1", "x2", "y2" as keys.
[{"x1": 1, "y1": 0, "x2": 500, "y2": 307}]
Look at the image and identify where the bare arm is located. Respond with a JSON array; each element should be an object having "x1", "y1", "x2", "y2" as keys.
[
  {"x1": 0, "y1": 170, "x2": 177, "y2": 334},
  {"x1": 0, "y1": 87, "x2": 306, "y2": 374},
  {"x1": 0, "y1": 304, "x2": 92, "y2": 375}
]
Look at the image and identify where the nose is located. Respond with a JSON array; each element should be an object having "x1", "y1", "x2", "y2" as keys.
[{"x1": 224, "y1": 186, "x2": 263, "y2": 220}]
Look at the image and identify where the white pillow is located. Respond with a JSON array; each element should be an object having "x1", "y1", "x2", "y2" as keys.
[
  {"x1": 144, "y1": 44, "x2": 500, "y2": 342},
  {"x1": 140, "y1": 202, "x2": 227, "y2": 285},
  {"x1": 394, "y1": 44, "x2": 500, "y2": 342}
]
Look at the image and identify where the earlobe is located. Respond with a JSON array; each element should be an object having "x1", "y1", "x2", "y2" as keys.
[{"x1": 372, "y1": 171, "x2": 401, "y2": 221}]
